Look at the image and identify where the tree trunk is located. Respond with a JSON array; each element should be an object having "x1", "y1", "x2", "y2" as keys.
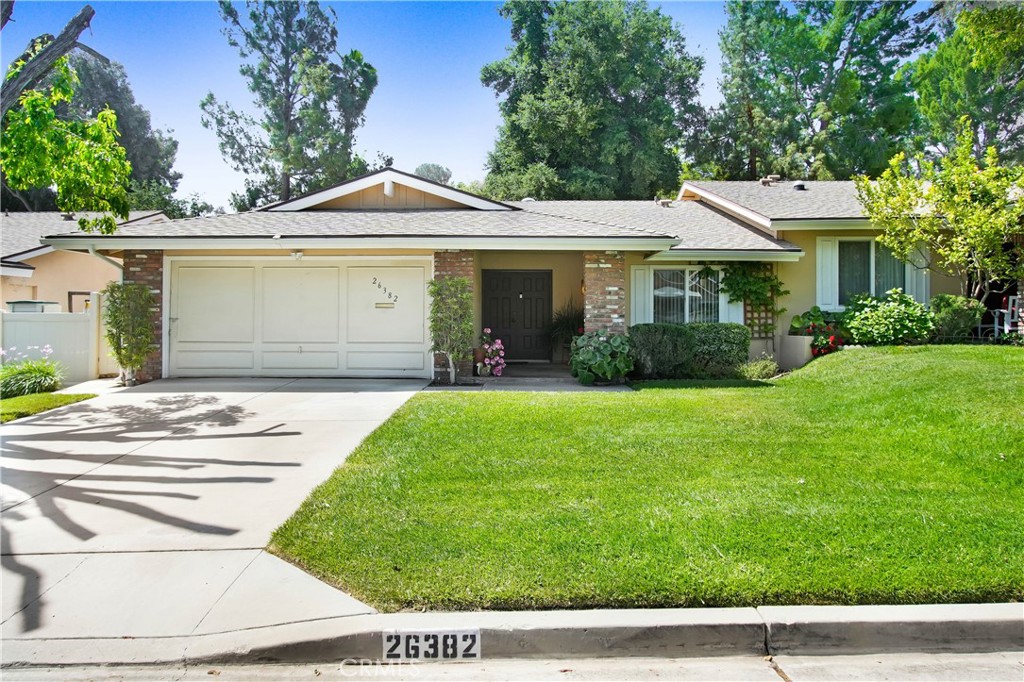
[{"x1": 1, "y1": 4, "x2": 95, "y2": 120}]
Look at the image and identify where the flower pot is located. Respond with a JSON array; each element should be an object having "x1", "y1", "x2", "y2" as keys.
[{"x1": 780, "y1": 334, "x2": 813, "y2": 371}]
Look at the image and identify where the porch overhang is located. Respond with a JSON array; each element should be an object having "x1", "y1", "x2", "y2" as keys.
[{"x1": 645, "y1": 249, "x2": 805, "y2": 263}]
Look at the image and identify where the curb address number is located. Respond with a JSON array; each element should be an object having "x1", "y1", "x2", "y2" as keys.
[{"x1": 383, "y1": 629, "x2": 480, "y2": 660}]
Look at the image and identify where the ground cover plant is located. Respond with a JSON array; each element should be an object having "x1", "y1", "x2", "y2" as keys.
[
  {"x1": 272, "y1": 346, "x2": 1023, "y2": 611},
  {"x1": 1, "y1": 393, "x2": 95, "y2": 422}
]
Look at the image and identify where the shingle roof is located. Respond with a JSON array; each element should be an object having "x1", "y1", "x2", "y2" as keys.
[
  {"x1": 683, "y1": 181, "x2": 867, "y2": 220},
  {"x1": 1, "y1": 211, "x2": 167, "y2": 260},
  {"x1": 41, "y1": 201, "x2": 798, "y2": 253}
]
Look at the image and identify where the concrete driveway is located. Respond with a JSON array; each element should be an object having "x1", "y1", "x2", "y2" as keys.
[{"x1": 1, "y1": 378, "x2": 425, "y2": 655}]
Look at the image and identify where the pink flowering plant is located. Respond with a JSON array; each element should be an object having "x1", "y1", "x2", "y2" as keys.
[{"x1": 478, "y1": 327, "x2": 506, "y2": 377}]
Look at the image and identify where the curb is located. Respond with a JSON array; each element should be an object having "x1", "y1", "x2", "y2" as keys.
[{"x1": 2, "y1": 604, "x2": 1021, "y2": 667}]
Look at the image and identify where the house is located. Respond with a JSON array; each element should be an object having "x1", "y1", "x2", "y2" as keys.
[
  {"x1": 1, "y1": 210, "x2": 170, "y2": 312},
  {"x1": 39, "y1": 169, "x2": 959, "y2": 382}
]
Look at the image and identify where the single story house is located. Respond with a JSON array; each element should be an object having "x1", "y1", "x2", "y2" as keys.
[
  {"x1": 40, "y1": 168, "x2": 958, "y2": 382},
  {"x1": 2, "y1": 210, "x2": 170, "y2": 312}
]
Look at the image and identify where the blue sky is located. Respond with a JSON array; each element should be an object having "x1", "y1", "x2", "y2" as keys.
[{"x1": 2, "y1": 1, "x2": 727, "y2": 209}]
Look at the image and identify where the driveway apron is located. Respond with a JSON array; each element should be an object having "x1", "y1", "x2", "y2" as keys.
[{"x1": 1, "y1": 378, "x2": 424, "y2": 645}]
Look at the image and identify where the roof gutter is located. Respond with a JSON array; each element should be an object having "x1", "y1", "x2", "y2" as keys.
[{"x1": 88, "y1": 244, "x2": 123, "y2": 272}]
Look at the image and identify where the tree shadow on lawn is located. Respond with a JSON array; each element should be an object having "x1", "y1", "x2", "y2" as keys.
[{"x1": 0, "y1": 392, "x2": 303, "y2": 635}]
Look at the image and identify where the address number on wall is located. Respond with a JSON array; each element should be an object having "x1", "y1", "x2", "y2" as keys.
[{"x1": 382, "y1": 629, "x2": 481, "y2": 660}]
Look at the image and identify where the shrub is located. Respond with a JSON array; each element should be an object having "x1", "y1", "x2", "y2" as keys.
[
  {"x1": 789, "y1": 306, "x2": 846, "y2": 336},
  {"x1": 628, "y1": 323, "x2": 691, "y2": 379},
  {"x1": 739, "y1": 353, "x2": 779, "y2": 380},
  {"x1": 1, "y1": 345, "x2": 64, "y2": 398},
  {"x1": 845, "y1": 288, "x2": 935, "y2": 345},
  {"x1": 570, "y1": 331, "x2": 633, "y2": 385},
  {"x1": 930, "y1": 294, "x2": 985, "y2": 342},
  {"x1": 685, "y1": 323, "x2": 752, "y2": 379},
  {"x1": 428, "y1": 277, "x2": 473, "y2": 384},
  {"x1": 102, "y1": 281, "x2": 157, "y2": 385}
]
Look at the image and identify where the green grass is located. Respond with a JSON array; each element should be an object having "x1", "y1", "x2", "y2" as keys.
[
  {"x1": 0, "y1": 393, "x2": 96, "y2": 422},
  {"x1": 271, "y1": 346, "x2": 1024, "y2": 611}
]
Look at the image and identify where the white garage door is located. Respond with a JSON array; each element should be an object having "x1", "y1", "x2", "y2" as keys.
[{"x1": 168, "y1": 258, "x2": 432, "y2": 378}]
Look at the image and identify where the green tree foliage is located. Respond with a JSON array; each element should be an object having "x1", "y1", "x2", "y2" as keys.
[
  {"x1": 481, "y1": 0, "x2": 703, "y2": 200},
  {"x1": 428, "y1": 277, "x2": 474, "y2": 385},
  {"x1": 911, "y1": 4, "x2": 1024, "y2": 163},
  {"x1": 2, "y1": 54, "x2": 130, "y2": 233},
  {"x1": 855, "y1": 118, "x2": 1024, "y2": 300},
  {"x1": 201, "y1": 0, "x2": 378, "y2": 209},
  {"x1": 128, "y1": 180, "x2": 215, "y2": 219},
  {"x1": 701, "y1": 0, "x2": 933, "y2": 180},
  {"x1": 413, "y1": 163, "x2": 452, "y2": 185},
  {"x1": 101, "y1": 280, "x2": 156, "y2": 385}
]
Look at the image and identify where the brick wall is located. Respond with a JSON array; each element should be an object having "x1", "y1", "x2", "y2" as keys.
[
  {"x1": 583, "y1": 251, "x2": 626, "y2": 335},
  {"x1": 432, "y1": 250, "x2": 476, "y2": 382},
  {"x1": 121, "y1": 250, "x2": 164, "y2": 383}
]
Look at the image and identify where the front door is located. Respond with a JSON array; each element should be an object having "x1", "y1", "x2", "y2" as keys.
[{"x1": 482, "y1": 270, "x2": 552, "y2": 361}]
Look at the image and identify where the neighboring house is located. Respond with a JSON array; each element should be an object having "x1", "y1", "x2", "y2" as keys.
[
  {"x1": 40, "y1": 168, "x2": 958, "y2": 382},
  {"x1": 1, "y1": 211, "x2": 170, "y2": 312}
]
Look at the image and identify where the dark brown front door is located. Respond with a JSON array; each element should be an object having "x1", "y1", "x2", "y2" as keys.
[{"x1": 482, "y1": 270, "x2": 552, "y2": 361}]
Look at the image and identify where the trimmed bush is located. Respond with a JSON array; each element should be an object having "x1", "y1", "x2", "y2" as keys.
[
  {"x1": 1, "y1": 358, "x2": 64, "y2": 398},
  {"x1": 628, "y1": 322, "x2": 752, "y2": 380},
  {"x1": 845, "y1": 289, "x2": 934, "y2": 345},
  {"x1": 570, "y1": 331, "x2": 633, "y2": 385},
  {"x1": 930, "y1": 294, "x2": 985, "y2": 342},
  {"x1": 628, "y1": 323, "x2": 691, "y2": 379},
  {"x1": 739, "y1": 353, "x2": 780, "y2": 381},
  {"x1": 686, "y1": 323, "x2": 752, "y2": 379}
]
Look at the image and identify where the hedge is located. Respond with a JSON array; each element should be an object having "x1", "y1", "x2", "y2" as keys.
[{"x1": 629, "y1": 322, "x2": 751, "y2": 380}]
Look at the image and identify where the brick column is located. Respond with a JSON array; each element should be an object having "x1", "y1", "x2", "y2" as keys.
[
  {"x1": 121, "y1": 250, "x2": 164, "y2": 383},
  {"x1": 432, "y1": 250, "x2": 476, "y2": 382},
  {"x1": 583, "y1": 251, "x2": 626, "y2": 335}
]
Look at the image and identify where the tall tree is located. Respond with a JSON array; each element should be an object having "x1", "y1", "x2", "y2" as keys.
[
  {"x1": 910, "y1": 4, "x2": 1024, "y2": 163},
  {"x1": 201, "y1": 0, "x2": 378, "y2": 208},
  {"x1": 855, "y1": 118, "x2": 1024, "y2": 300},
  {"x1": 701, "y1": 1, "x2": 933, "y2": 180},
  {"x1": 414, "y1": 163, "x2": 452, "y2": 185},
  {"x1": 481, "y1": 0, "x2": 704, "y2": 200},
  {"x1": 1, "y1": 3, "x2": 130, "y2": 233}
]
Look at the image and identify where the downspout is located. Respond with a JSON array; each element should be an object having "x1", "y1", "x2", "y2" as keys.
[{"x1": 88, "y1": 245, "x2": 123, "y2": 274}]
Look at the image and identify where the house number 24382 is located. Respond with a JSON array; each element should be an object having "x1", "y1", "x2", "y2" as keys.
[{"x1": 371, "y1": 276, "x2": 399, "y2": 303}]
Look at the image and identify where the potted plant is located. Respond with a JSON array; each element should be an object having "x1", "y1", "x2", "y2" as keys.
[
  {"x1": 546, "y1": 298, "x2": 585, "y2": 362},
  {"x1": 477, "y1": 327, "x2": 506, "y2": 376}
]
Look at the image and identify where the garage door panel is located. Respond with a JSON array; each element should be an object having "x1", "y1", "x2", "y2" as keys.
[
  {"x1": 176, "y1": 268, "x2": 255, "y2": 342},
  {"x1": 347, "y1": 267, "x2": 425, "y2": 343},
  {"x1": 174, "y1": 350, "x2": 254, "y2": 370},
  {"x1": 262, "y1": 267, "x2": 340, "y2": 343},
  {"x1": 261, "y1": 351, "x2": 339, "y2": 370},
  {"x1": 347, "y1": 351, "x2": 424, "y2": 370}
]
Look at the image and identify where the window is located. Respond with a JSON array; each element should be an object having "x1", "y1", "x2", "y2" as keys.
[
  {"x1": 652, "y1": 268, "x2": 720, "y2": 324},
  {"x1": 817, "y1": 237, "x2": 927, "y2": 311}
]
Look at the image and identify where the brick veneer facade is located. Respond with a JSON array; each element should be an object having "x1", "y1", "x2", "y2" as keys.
[
  {"x1": 583, "y1": 251, "x2": 626, "y2": 335},
  {"x1": 432, "y1": 250, "x2": 476, "y2": 382},
  {"x1": 121, "y1": 250, "x2": 164, "y2": 383}
]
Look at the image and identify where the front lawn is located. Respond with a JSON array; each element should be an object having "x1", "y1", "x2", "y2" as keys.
[
  {"x1": 0, "y1": 393, "x2": 96, "y2": 423},
  {"x1": 271, "y1": 346, "x2": 1024, "y2": 611}
]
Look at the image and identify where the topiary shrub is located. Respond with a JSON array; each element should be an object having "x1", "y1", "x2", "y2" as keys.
[
  {"x1": 685, "y1": 323, "x2": 752, "y2": 379},
  {"x1": 628, "y1": 323, "x2": 691, "y2": 379},
  {"x1": 845, "y1": 288, "x2": 934, "y2": 345},
  {"x1": 570, "y1": 331, "x2": 633, "y2": 385},
  {"x1": 930, "y1": 294, "x2": 985, "y2": 342}
]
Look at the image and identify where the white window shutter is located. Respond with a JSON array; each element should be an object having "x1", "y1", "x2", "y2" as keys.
[
  {"x1": 904, "y1": 246, "x2": 930, "y2": 303},
  {"x1": 630, "y1": 266, "x2": 652, "y2": 325},
  {"x1": 816, "y1": 238, "x2": 839, "y2": 310}
]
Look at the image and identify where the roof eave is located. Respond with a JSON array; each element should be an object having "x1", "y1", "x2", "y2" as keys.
[{"x1": 646, "y1": 248, "x2": 805, "y2": 262}]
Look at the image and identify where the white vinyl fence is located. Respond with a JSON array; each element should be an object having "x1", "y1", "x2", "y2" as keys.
[{"x1": 0, "y1": 292, "x2": 119, "y2": 385}]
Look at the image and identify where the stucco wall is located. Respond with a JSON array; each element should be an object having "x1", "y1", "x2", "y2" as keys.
[{"x1": 1, "y1": 250, "x2": 120, "y2": 312}]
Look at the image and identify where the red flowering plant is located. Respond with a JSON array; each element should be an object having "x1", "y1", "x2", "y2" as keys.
[
  {"x1": 479, "y1": 327, "x2": 506, "y2": 376},
  {"x1": 808, "y1": 322, "x2": 845, "y2": 357}
]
